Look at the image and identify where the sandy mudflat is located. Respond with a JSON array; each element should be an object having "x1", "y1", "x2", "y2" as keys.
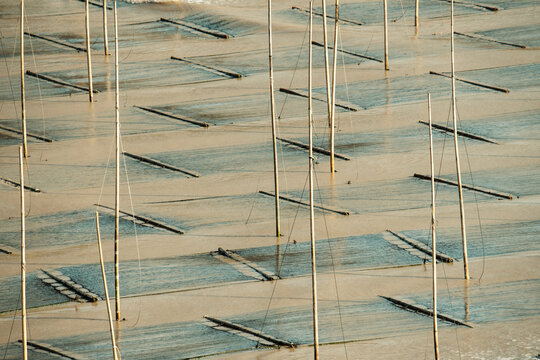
[{"x1": 0, "y1": 0, "x2": 539, "y2": 359}]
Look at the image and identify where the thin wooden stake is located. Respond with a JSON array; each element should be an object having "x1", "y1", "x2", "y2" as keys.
[
  {"x1": 415, "y1": 0, "x2": 419, "y2": 28},
  {"x1": 20, "y1": 0, "x2": 28, "y2": 158},
  {"x1": 19, "y1": 146, "x2": 27, "y2": 360},
  {"x1": 102, "y1": 0, "x2": 109, "y2": 55},
  {"x1": 428, "y1": 93, "x2": 439, "y2": 360},
  {"x1": 268, "y1": 0, "x2": 280, "y2": 238},
  {"x1": 85, "y1": 0, "x2": 94, "y2": 102},
  {"x1": 113, "y1": 0, "x2": 121, "y2": 320},
  {"x1": 308, "y1": 5, "x2": 320, "y2": 359},
  {"x1": 450, "y1": 0, "x2": 469, "y2": 280},
  {"x1": 321, "y1": 0, "x2": 332, "y2": 127},
  {"x1": 383, "y1": 0, "x2": 389, "y2": 71},
  {"x1": 95, "y1": 212, "x2": 119, "y2": 360},
  {"x1": 329, "y1": 0, "x2": 339, "y2": 174}
]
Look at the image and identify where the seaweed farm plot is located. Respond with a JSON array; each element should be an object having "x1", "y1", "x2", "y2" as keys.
[
  {"x1": 143, "y1": 90, "x2": 347, "y2": 126},
  {"x1": 287, "y1": 0, "x2": 496, "y2": 27},
  {"x1": 183, "y1": 44, "x2": 374, "y2": 77},
  {"x1": 0, "y1": 272, "x2": 74, "y2": 313},
  {"x1": 35, "y1": 59, "x2": 229, "y2": 95},
  {"x1": 454, "y1": 63, "x2": 540, "y2": 92},
  {"x1": 420, "y1": 109, "x2": 540, "y2": 144},
  {"x1": 400, "y1": 219, "x2": 540, "y2": 261},
  {"x1": 233, "y1": 232, "x2": 424, "y2": 279},
  {"x1": 0, "y1": 59, "x2": 232, "y2": 101},
  {"x1": 0, "y1": 253, "x2": 256, "y2": 313},
  {"x1": 282, "y1": 174, "x2": 493, "y2": 216},
  {"x1": 145, "y1": 191, "x2": 342, "y2": 230},
  {"x1": 0, "y1": 33, "x2": 84, "y2": 59},
  {"x1": 163, "y1": 12, "x2": 264, "y2": 39},
  {"x1": 224, "y1": 300, "x2": 438, "y2": 347},
  {"x1": 58, "y1": 253, "x2": 256, "y2": 299},
  {"x1": 316, "y1": 63, "x2": 540, "y2": 111},
  {"x1": 398, "y1": 279, "x2": 540, "y2": 325},
  {"x1": 314, "y1": 71, "x2": 486, "y2": 110},
  {"x1": 428, "y1": 165, "x2": 540, "y2": 199},
  {"x1": 456, "y1": 24, "x2": 540, "y2": 49},
  {"x1": 478, "y1": 0, "x2": 539, "y2": 11},
  {"x1": 0, "y1": 106, "x2": 192, "y2": 145},
  {"x1": 461, "y1": 110, "x2": 540, "y2": 142},
  {"x1": 0, "y1": 343, "x2": 64, "y2": 360},
  {"x1": 0, "y1": 208, "x2": 170, "y2": 251},
  {"x1": 139, "y1": 142, "x2": 305, "y2": 177},
  {"x1": 0, "y1": 129, "x2": 33, "y2": 147},
  {"x1": 0, "y1": 71, "x2": 85, "y2": 101},
  {"x1": 0, "y1": 151, "x2": 189, "y2": 192},
  {"x1": 40, "y1": 320, "x2": 258, "y2": 360},
  {"x1": 290, "y1": 126, "x2": 446, "y2": 158}
]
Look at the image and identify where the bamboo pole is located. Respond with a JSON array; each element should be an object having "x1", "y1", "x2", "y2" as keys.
[
  {"x1": 329, "y1": 0, "x2": 339, "y2": 174},
  {"x1": 321, "y1": 0, "x2": 332, "y2": 127},
  {"x1": 267, "y1": 0, "x2": 280, "y2": 238},
  {"x1": 415, "y1": 0, "x2": 419, "y2": 28},
  {"x1": 450, "y1": 0, "x2": 469, "y2": 280},
  {"x1": 85, "y1": 0, "x2": 94, "y2": 102},
  {"x1": 308, "y1": 5, "x2": 319, "y2": 358},
  {"x1": 428, "y1": 94, "x2": 439, "y2": 360},
  {"x1": 20, "y1": 0, "x2": 28, "y2": 158},
  {"x1": 113, "y1": 0, "x2": 121, "y2": 320},
  {"x1": 95, "y1": 212, "x2": 119, "y2": 360},
  {"x1": 383, "y1": 0, "x2": 389, "y2": 71},
  {"x1": 102, "y1": 0, "x2": 109, "y2": 55},
  {"x1": 19, "y1": 146, "x2": 27, "y2": 360}
]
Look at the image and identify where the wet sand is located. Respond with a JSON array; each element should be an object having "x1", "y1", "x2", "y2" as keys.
[{"x1": 0, "y1": 0, "x2": 539, "y2": 359}]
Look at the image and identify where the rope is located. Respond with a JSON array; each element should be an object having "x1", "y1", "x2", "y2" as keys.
[
  {"x1": 0, "y1": 28, "x2": 20, "y2": 121},
  {"x1": 455, "y1": 103, "x2": 487, "y2": 282},
  {"x1": 313, "y1": 164, "x2": 349, "y2": 359},
  {"x1": 277, "y1": 15, "x2": 309, "y2": 120},
  {"x1": 119, "y1": 135, "x2": 143, "y2": 329},
  {"x1": 95, "y1": 133, "x2": 115, "y2": 208},
  {"x1": 1, "y1": 293, "x2": 20, "y2": 360},
  {"x1": 254, "y1": 6, "x2": 313, "y2": 308},
  {"x1": 255, "y1": 173, "x2": 309, "y2": 349},
  {"x1": 24, "y1": 11, "x2": 47, "y2": 137}
]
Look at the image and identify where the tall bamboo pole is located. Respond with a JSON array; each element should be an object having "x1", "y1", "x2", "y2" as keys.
[
  {"x1": 321, "y1": 0, "x2": 332, "y2": 127},
  {"x1": 308, "y1": 4, "x2": 319, "y2": 358},
  {"x1": 383, "y1": 0, "x2": 389, "y2": 71},
  {"x1": 103, "y1": 0, "x2": 109, "y2": 55},
  {"x1": 329, "y1": 0, "x2": 339, "y2": 174},
  {"x1": 267, "y1": 0, "x2": 280, "y2": 238},
  {"x1": 415, "y1": 0, "x2": 419, "y2": 28},
  {"x1": 95, "y1": 212, "x2": 119, "y2": 360},
  {"x1": 428, "y1": 93, "x2": 440, "y2": 360},
  {"x1": 450, "y1": 0, "x2": 469, "y2": 280},
  {"x1": 19, "y1": 146, "x2": 27, "y2": 360},
  {"x1": 113, "y1": 0, "x2": 121, "y2": 320},
  {"x1": 20, "y1": 1, "x2": 28, "y2": 158},
  {"x1": 85, "y1": 0, "x2": 94, "y2": 102}
]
